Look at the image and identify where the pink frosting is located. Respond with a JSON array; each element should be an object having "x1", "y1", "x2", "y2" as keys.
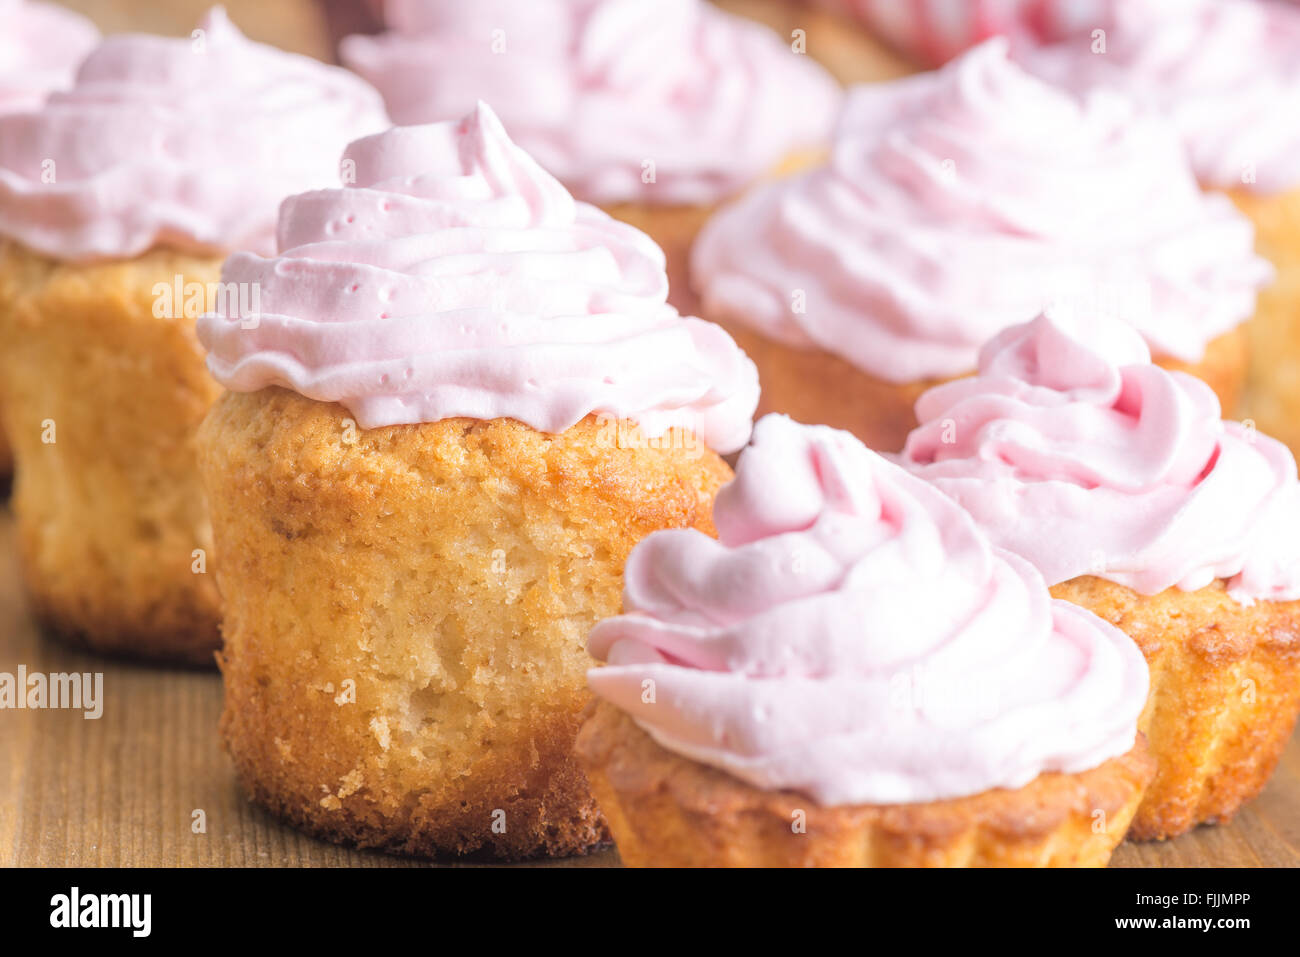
[
  {"x1": 587, "y1": 414, "x2": 1148, "y2": 806},
  {"x1": 1016, "y1": 0, "x2": 1300, "y2": 194},
  {"x1": 339, "y1": 0, "x2": 841, "y2": 206},
  {"x1": 691, "y1": 40, "x2": 1271, "y2": 385},
  {"x1": 900, "y1": 316, "x2": 1300, "y2": 603},
  {"x1": 198, "y1": 103, "x2": 759, "y2": 452},
  {"x1": 0, "y1": 0, "x2": 99, "y2": 113},
  {"x1": 0, "y1": 7, "x2": 390, "y2": 262}
]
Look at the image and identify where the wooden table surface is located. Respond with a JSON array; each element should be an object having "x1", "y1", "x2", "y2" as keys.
[{"x1": 0, "y1": 508, "x2": 1296, "y2": 868}]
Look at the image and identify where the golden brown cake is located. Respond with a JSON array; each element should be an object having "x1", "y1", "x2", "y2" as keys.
[
  {"x1": 1052, "y1": 576, "x2": 1300, "y2": 842},
  {"x1": 1231, "y1": 185, "x2": 1300, "y2": 456},
  {"x1": 339, "y1": 1, "x2": 843, "y2": 318},
  {"x1": 579, "y1": 701, "x2": 1153, "y2": 868},
  {"x1": 712, "y1": 0, "x2": 916, "y2": 85},
  {"x1": 720, "y1": 316, "x2": 1247, "y2": 452},
  {"x1": 199, "y1": 389, "x2": 732, "y2": 859},
  {"x1": 0, "y1": 243, "x2": 224, "y2": 665}
]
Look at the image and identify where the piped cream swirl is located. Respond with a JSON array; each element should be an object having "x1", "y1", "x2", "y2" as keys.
[
  {"x1": 899, "y1": 316, "x2": 1300, "y2": 602},
  {"x1": 587, "y1": 414, "x2": 1148, "y2": 806},
  {"x1": 198, "y1": 103, "x2": 759, "y2": 451}
]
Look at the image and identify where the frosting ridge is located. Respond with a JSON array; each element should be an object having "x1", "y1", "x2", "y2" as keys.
[
  {"x1": 0, "y1": 7, "x2": 390, "y2": 261},
  {"x1": 690, "y1": 39, "x2": 1271, "y2": 383},
  {"x1": 198, "y1": 103, "x2": 759, "y2": 452},
  {"x1": 1017, "y1": 0, "x2": 1300, "y2": 194},
  {"x1": 899, "y1": 315, "x2": 1300, "y2": 602}
]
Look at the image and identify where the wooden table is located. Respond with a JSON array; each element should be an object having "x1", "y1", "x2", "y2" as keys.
[{"x1": 0, "y1": 506, "x2": 1296, "y2": 868}]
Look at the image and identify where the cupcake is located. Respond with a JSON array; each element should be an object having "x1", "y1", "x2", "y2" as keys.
[
  {"x1": 899, "y1": 315, "x2": 1300, "y2": 840},
  {"x1": 0, "y1": 7, "x2": 389, "y2": 665},
  {"x1": 338, "y1": 0, "x2": 841, "y2": 310},
  {"x1": 711, "y1": 0, "x2": 915, "y2": 85},
  {"x1": 0, "y1": 0, "x2": 99, "y2": 483},
  {"x1": 576, "y1": 414, "x2": 1152, "y2": 867},
  {"x1": 194, "y1": 104, "x2": 759, "y2": 860},
  {"x1": 1015, "y1": 0, "x2": 1300, "y2": 457},
  {"x1": 691, "y1": 40, "x2": 1271, "y2": 451}
]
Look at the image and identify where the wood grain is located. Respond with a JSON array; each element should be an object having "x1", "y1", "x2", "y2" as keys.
[{"x1": 0, "y1": 508, "x2": 1295, "y2": 867}]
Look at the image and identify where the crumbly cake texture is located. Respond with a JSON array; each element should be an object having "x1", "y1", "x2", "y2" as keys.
[
  {"x1": 198, "y1": 388, "x2": 732, "y2": 860},
  {"x1": 577, "y1": 701, "x2": 1153, "y2": 867},
  {"x1": 1233, "y1": 184, "x2": 1300, "y2": 455},
  {"x1": 0, "y1": 241, "x2": 224, "y2": 666},
  {"x1": 716, "y1": 315, "x2": 1249, "y2": 451},
  {"x1": 712, "y1": 0, "x2": 916, "y2": 85},
  {"x1": 1052, "y1": 575, "x2": 1300, "y2": 841}
]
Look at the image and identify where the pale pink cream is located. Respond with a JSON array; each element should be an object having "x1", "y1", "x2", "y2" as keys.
[
  {"x1": 0, "y1": 7, "x2": 390, "y2": 262},
  {"x1": 1016, "y1": 0, "x2": 1300, "y2": 194},
  {"x1": 690, "y1": 39, "x2": 1271, "y2": 385},
  {"x1": 339, "y1": 0, "x2": 841, "y2": 206},
  {"x1": 587, "y1": 414, "x2": 1148, "y2": 806},
  {"x1": 198, "y1": 103, "x2": 759, "y2": 452},
  {"x1": 899, "y1": 316, "x2": 1300, "y2": 604},
  {"x1": 0, "y1": 0, "x2": 98, "y2": 113}
]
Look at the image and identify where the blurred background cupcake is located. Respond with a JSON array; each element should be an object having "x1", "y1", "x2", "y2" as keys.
[
  {"x1": 338, "y1": 0, "x2": 843, "y2": 308},
  {"x1": 578, "y1": 414, "x2": 1152, "y2": 867},
  {"x1": 1013, "y1": 0, "x2": 1300, "y2": 458},
  {"x1": 691, "y1": 41, "x2": 1271, "y2": 450},
  {"x1": 0, "y1": 0, "x2": 99, "y2": 486},
  {"x1": 802, "y1": 0, "x2": 1041, "y2": 66},
  {"x1": 196, "y1": 105, "x2": 758, "y2": 859},
  {"x1": 0, "y1": 0, "x2": 98, "y2": 112},
  {"x1": 900, "y1": 315, "x2": 1300, "y2": 840},
  {"x1": 0, "y1": 7, "x2": 388, "y2": 665}
]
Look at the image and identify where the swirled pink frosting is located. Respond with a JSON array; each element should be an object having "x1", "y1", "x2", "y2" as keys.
[
  {"x1": 899, "y1": 316, "x2": 1300, "y2": 603},
  {"x1": 1017, "y1": 0, "x2": 1300, "y2": 194},
  {"x1": 690, "y1": 39, "x2": 1271, "y2": 384},
  {"x1": 198, "y1": 103, "x2": 759, "y2": 451},
  {"x1": 0, "y1": 0, "x2": 98, "y2": 113},
  {"x1": 587, "y1": 414, "x2": 1148, "y2": 806},
  {"x1": 0, "y1": 7, "x2": 390, "y2": 262},
  {"x1": 339, "y1": 0, "x2": 840, "y2": 206}
]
